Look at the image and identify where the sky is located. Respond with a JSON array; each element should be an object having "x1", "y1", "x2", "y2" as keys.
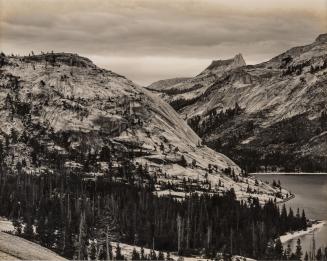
[{"x1": 0, "y1": 0, "x2": 326, "y2": 85}]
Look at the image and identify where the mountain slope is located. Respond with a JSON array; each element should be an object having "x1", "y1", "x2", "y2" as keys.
[
  {"x1": 146, "y1": 54, "x2": 246, "y2": 113},
  {"x1": 0, "y1": 218, "x2": 66, "y2": 260},
  {"x1": 0, "y1": 52, "x2": 284, "y2": 201},
  {"x1": 149, "y1": 34, "x2": 327, "y2": 172},
  {"x1": 0, "y1": 231, "x2": 67, "y2": 260},
  {"x1": 147, "y1": 77, "x2": 191, "y2": 91}
]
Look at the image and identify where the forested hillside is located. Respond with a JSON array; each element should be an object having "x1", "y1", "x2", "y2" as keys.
[
  {"x1": 0, "y1": 170, "x2": 307, "y2": 260},
  {"x1": 0, "y1": 51, "x2": 284, "y2": 199},
  {"x1": 149, "y1": 34, "x2": 327, "y2": 172}
]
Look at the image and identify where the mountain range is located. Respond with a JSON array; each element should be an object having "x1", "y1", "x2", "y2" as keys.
[
  {"x1": 0, "y1": 51, "x2": 283, "y2": 201},
  {"x1": 147, "y1": 34, "x2": 327, "y2": 172}
]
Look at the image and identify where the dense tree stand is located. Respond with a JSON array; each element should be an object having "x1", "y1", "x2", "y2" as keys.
[{"x1": 0, "y1": 170, "x2": 310, "y2": 260}]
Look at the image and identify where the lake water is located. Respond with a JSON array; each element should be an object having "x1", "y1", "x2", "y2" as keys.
[{"x1": 254, "y1": 174, "x2": 327, "y2": 256}]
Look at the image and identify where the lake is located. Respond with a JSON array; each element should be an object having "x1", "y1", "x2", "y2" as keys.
[{"x1": 254, "y1": 174, "x2": 327, "y2": 256}]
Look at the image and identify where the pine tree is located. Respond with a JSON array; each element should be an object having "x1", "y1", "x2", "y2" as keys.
[
  {"x1": 140, "y1": 246, "x2": 146, "y2": 260},
  {"x1": 23, "y1": 220, "x2": 34, "y2": 239},
  {"x1": 158, "y1": 251, "x2": 165, "y2": 260},
  {"x1": 62, "y1": 223, "x2": 74, "y2": 259},
  {"x1": 177, "y1": 214, "x2": 183, "y2": 254},
  {"x1": 77, "y1": 211, "x2": 88, "y2": 260},
  {"x1": 132, "y1": 248, "x2": 140, "y2": 260},
  {"x1": 281, "y1": 204, "x2": 288, "y2": 233},
  {"x1": 295, "y1": 238, "x2": 303, "y2": 260},
  {"x1": 149, "y1": 249, "x2": 157, "y2": 260},
  {"x1": 10, "y1": 128, "x2": 18, "y2": 143},
  {"x1": 264, "y1": 239, "x2": 275, "y2": 260},
  {"x1": 160, "y1": 142, "x2": 165, "y2": 152},
  {"x1": 89, "y1": 241, "x2": 97, "y2": 260},
  {"x1": 36, "y1": 214, "x2": 45, "y2": 244},
  {"x1": 13, "y1": 218, "x2": 22, "y2": 235},
  {"x1": 180, "y1": 155, "x2": 187, "y2": 167},
  {"x1": 115, "y1": 243, "x2": 124, "y2": 260},
  {"x1": 23, "y1": 214, "x2": 34, "y2": 240},
  {"x1": 316, "y1": 248, "x2": 322, "y2": 261},
  {"x1": 296, "y1": 208, "x2": 300, "y2": 219},
  {"x1": 191, "y1": 159, "x2": 197, "y2": 168},
  {"x1": 282, "y1": 250, "x2": 288, "y2": 260},
  {"x1": 251, "y1": 221, "x2": 257, "y2": 258},
  {"x1": 301, "y1": 210, "x2": 307, "y2": 229},
  {"x1": 0, "y1": 140, "x2": 4, "y2": 163},
  {"x1": 106, "y1": 243, "x2": 113, "y2": 261},
  {"x1": 274, "y1": 238, "x2": 283, "y2": 260},
  {"x1": 286, "y1": 244, "x2": 292, "y2": 260},
  {"x1": 98, "y1": 244, "x2": 107, "y2": 261}
]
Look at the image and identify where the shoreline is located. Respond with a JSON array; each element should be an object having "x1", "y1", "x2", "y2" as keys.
[
  {"x1": 251, "y1": 172, "x2": 327, "y2": 175},
  {"x1": 280, "y1": 220, "x2": 326, "y2": 244},
  {"x1": 277, "y1": 193, "x2": 295, "y2": 205}
]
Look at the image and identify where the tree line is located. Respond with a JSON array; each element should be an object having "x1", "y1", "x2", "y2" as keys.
[
  {"x1": 0, "y1": 169, "x2": 309, "y2": 260},
  {"x1": 188, "y1": 103, "x2": 245, "y2": 137}
]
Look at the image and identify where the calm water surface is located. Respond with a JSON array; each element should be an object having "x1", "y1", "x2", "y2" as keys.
[{"x1": 254, "y1": 174, "x2": 327, "y2": 255}]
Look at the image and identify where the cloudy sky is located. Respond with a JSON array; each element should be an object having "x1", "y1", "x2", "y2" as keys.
[{"x1": 0, "y1": 0, "x2": 326, "y2": 85}]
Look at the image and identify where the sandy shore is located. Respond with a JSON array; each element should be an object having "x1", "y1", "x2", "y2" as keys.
[
  {"x1": 113, "y1": 241, "x2": 255, "y2": 261},
  {"x1": 280, "y1": 220, "x2": 326, "y2": 243}
]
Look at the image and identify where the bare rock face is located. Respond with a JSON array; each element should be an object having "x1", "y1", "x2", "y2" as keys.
[
  {"x1": 144, "y1": 53, "x2": 248, "y2": 116},
  {"x1": 0, "y1": 52, "x2": 283, "y2": 201},
  {"x1": 315, "y1": 33, "x2": 327, "y2": 43},
  {"x1": 147, "y1": 77, "x2": 191, "y2": 91},
  {"x1": 147, "y1": 54, "x2": 246, "y2": 94},
  {"x1": 233, "y1": 53, "x2": 247, "y2": 66},
  {"x1": 148, "y1": 34, "x2": 327, "y2": 172},
  {"x1": 206, "y1": 53, "x2": 246, "y2": 71}
]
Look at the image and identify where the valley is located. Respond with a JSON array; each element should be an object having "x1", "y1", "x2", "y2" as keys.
[{"x1": 148, "y1": 34, "x2": 327, "y2": 172}]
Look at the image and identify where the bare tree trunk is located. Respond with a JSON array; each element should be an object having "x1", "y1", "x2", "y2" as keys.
[
  {"x1": 252, "y1": 222, "x2": 256, "y2": 258},
  {"x1": 230, "y1": 227, "x2": 233, "y2": 256},
  {"x1": 106, "y1": 225, "x2": 110, "y2": 261},
  {"x1": 177, "y1": 214, "x2": 182, "y2": 254},
  {"x1": 78, "y1": 211, "x2": 86, "y2": 260},
  {"x1": 207, "y1": 225, "x2": 212, "y2": 249}
]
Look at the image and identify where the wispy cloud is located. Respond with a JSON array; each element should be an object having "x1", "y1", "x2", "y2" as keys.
[{"x1": 0, "y1": 0, "x2": 326, "y2": 85}]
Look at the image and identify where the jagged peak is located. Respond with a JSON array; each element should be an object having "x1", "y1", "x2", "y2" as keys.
[
  {"x1": 206, "y1": 53, "x2": 246, "y2": 71},
  {"x1": 315, "y1": 33, "x2": 327, "y2": 43},
  {"x1": 233, "y1": 53, "x2": 246, "y2": 66}
]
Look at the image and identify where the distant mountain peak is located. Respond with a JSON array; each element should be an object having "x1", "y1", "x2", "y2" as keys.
[
  {"x1": 205, "y1": 53, "x2": 246, "y2": 72},
  {"x1": 315, "y1": 33, "x2": 327, "y2": 43},
  {"x1": 148, "y1": 33, "x2": 327, "y2": 173},
  {"x1": 232, "y1": 53, "x2": 246, "y2": 66}
]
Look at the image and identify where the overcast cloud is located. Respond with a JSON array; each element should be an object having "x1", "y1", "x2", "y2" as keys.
[{"x1": 0, "y1": 0, "x2": 326, "y2": 85}]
